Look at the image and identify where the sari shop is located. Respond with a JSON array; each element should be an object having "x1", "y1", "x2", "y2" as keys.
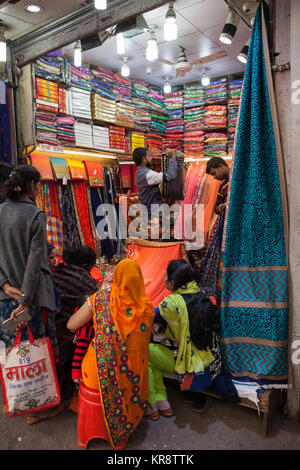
[{"x1": 1, "y1": 0, "x2": 296, "y2": 450}]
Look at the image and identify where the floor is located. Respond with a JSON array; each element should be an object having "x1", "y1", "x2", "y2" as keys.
[{"x1": 1, "y1": 382, "x2": 300, "y2": 450}]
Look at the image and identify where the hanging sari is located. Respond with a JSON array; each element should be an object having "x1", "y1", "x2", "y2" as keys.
[{"x1": 81, "y1": 259, "x2": 154, "y2": 449}]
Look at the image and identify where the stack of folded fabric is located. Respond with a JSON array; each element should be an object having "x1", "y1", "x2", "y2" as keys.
[
  {"x1": 134, "y1": 108, "x2": 151, "y2": 130},
  {"x1": 69, "y1": 87, "x2": 91, "y2": 120},
  {"x1": 146, "y1": 134, "x2": 164, "y2": 158},
  {"x1": 92, "y1": 125, "x2": 110, "y2": 150},
  {"x1": 70, "y1": 64, "x2": 91, "y2": 91},
  {"x1": 115, "y1": 102, "x2": 135, "y2": 128},
  {"x1": 91, "y1": 67, "x2": 115, "y2": 100},
  {"x1": 112, "y1": 73, "x2": 132, "y2": 104},
  {"x1": 184, "y1": 106, "x2": 205, "y2": 132},
  {"x1": 203, "y1": 105, "x2": 227, "y2": 129},
  {"x1": 204, "y1": 132, "x2": 228, "y2": 156},
  {"x1": 35, "y1": 55, "x2": 62, "y2": 82},
  {"x1": 109, "y1": 125, "x2": 126, "y2": 153},
  {"x1": 183, "y1": 84, "x2": 205, "y2": 108},
  {"x1": 35, "y1": 111, "x2": 59, "y2": 146},
  {"x1": 205, "y1": 78, "x2": 228, "y2": 104},
  {"x1": 131, "y1": 132, "x2": 145, "y2": 152},
  {"x1": 148, "y1": 88, "x2": 165, "y2": 110},
  {"x1": 164, "y1": 90, "x2": 184, "y2": 151},
  {"x1": 228, "y1": 79, "x2": 243, "y2": 153},
  {"x1": 184, "y1": 130, "x2": 205, "y2": 159},
  {"x1": 56, "y1": 115, "x2": 76, "y2": 147},
  {"x1": 91, "y1": 93, "x2": 116, "y2": 123},
  {"x1": 131, "y1": 80, "x2": 149, "y2": 109},
  {"x1": 58, "y1": 88, "x2": 67, "y2": 114},
  {"x1": 74, "y1": 121, "x2": 93, "y2": 148},
  {"x1": 35, "y1": 78, "x2": 59, "y2": 113}
]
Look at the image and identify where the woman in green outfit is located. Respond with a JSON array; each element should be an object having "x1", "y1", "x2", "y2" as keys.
[{"x1": 145, "y1": 259, "x2": 219, "y2": 420}]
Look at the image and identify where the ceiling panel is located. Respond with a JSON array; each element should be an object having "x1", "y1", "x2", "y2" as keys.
[{"x1": 179, "y1": 0, "x2": 230, "y2": 31}]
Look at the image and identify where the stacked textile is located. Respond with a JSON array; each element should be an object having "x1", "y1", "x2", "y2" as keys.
[
  {"x1": 112, "y1": 73, "x2": 132, "y2": 104},
  {"x1": 131, "y1": 80, "x2": 149, "y2": 109},
  {"x1": 131, "y1": 132, "x2": 145, "y2": 152},
  {"x1": 204, "y1": 78, "x2": 228, "y2": 104},
  {"x1": 70, "y1": 87, "x2": 91, "y2": 120},
  {"x1": 164, "y1": 90, "x2": 183, "y2": 110},
  {"x1": 91, "y1": 93, "x2": 116, "y2": 123},
  {"x1": 35, "y1": 111, "x2": 59, "y2": 146},
  {"x1": 184, "y1": 130, "x2": 205, "y2": 159},
  {"x1": 70, "y1": 65, "x2": 91, "y2": 91},
  {"x1": 184, "y1": 106, "x2": 205, "y2": 135},
  {"x1": 56, "y1": 116, "x2": 76, "y2": 146},
  {"x1": 74, "y1": 121, "x2": 93, "y2": 148},
  {"x1": 228, "y1": 79, "x2": 243, "y2": 153},
  {"x1": 146, "y1": 134, "x2": 164, "y2": 158},
  {"x1": 109, "y1": 125, "x2": 125, "y2": 153},
  {"x1": 204, "y1": 105, "x2": 227, "y2": 129},
  {"x1": 91, "y1": 68, "x2": 115, "y2": 100},
  {"x1": 204, "y1": 132, "x2": 228, "y2": 156},
  {"x1": 115, "y1": 102, "x2": 135, "y2": 128},
  {"x1": 164, "y1": 91, "x2": 184, "y2": 150},
  {"x1": 134, "y1": 108, "x2": 151, "y2": 129},
  {"x1": 35, "y1": 56, "x2": 62, "y2": 82},
  {"x1": 92, "y1": 125, "x2": 110, "y2": 150},
  {"x1": 35, "y1": 78, "x2": 59, "y2": 112},
  {"x1": 183, "y1": 84, "x2": 205, "y2": 108},
  {"x1": 149, "y1": 110, "x2": 167, "y2": 135},
  {"x1": 148, "y1": 88, "x2": 165, "y2": 110}
]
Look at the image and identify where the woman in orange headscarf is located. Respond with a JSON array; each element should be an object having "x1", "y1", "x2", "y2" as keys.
[{"x1": 67, "y1": 259, "x2": 154, "y2": 450}]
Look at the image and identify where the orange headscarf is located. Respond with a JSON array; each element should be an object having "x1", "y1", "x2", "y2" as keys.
[{"x1": 109, "y1": 259, "x2": 154, "y2": 342}]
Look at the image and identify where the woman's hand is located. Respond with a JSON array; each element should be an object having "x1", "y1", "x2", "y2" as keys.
[
  {"x1": 2, "y1": 283, "x2": 25, "y2": 301},
  {"x1": 10, "y1": 304, "x2": 30, "y2": 331},
  {"x1": 152, "y1": 323, "x2": 164, "y2": 335}
]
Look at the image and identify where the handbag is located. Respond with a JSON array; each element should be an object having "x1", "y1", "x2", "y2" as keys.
[{"x1": 0, "y1": 325, "x2": 61, "y2": 417}]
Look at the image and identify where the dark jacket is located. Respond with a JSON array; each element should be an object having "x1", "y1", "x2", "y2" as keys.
[{"x1": 0, "y1": 195, "x2": 56, "y2": 310}]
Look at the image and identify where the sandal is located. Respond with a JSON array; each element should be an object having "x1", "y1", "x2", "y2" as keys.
[
  {"x1": 144, "y1": 403, "x2": 160, "y2": 421},
  {"x1": 159, "y1": 408, "x2": 174, "y2": 417}
]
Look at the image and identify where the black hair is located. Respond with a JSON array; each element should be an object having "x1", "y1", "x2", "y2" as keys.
[
  {"x1": 206, "y1": 157, "x2": 228, "y2": 174},
  {"x1": 166, "y1": 259, "x2": 196, "y2": 291},
  {"x1": 166, "y1": 259, "x2": 219, "y2": 351},
  {"x1": 0, "y1": 164, "x2": 41, "y2": 201},
  {"x1": 132, "y1": 147, "x2": 147, "y2": 166},
  {"x1": 63, "y1": 246, "x2": 96, "y2": 270},
  {"x1": 47, "y1": 243, "x2": 55, "y2": 256}
]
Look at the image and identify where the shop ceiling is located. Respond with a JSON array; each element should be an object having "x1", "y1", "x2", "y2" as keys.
[{"x1": 2, "y1": 0, "x2": 257, "y2": 86}]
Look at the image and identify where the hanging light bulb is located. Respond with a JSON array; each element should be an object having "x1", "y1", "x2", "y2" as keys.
[
  {"x1": 219, "y1": 8, "x2": 241, "y2": 45},
  {"x1": 74, "y1": 40, "x2": 82, "y2": 67},
  {"x1": 146, "y1": 30, "x2": 158, "y2": 62},
  {"x1": 238, "y1": 37, "x2": 250, "y2": 64},
  {"x1": 0, "y1": 22, "x2": 6, "y2": 63},
  {"x1": 164, "y1": 2, "x2": 177, "y2": 42},
  {"x1": 201, "y1": 68, "x2": 210, "y2": 86},
  {"x1": 116, "y1": 32, "x2": 125, "y2": 55},
  {"x1": 121, "y1": 56, "x2": 130, "y2": 77},
  {"x1": 164, "y1": 77, "x2": 171, "y2": 94},
  {"x1": 95, "y1": 0, "x2": 107, "y2": 10}
]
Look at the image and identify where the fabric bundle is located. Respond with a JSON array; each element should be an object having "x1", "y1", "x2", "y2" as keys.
[
  {"x1": 70, "y1": 87, "x2": 92, "y2": 120},
  {"x1": 204, "y1": 78, "x2": 228, "y2": 104},
  {"x1": 184, "y1": 130, "x2": 205, "y2": 159},
  {"x1": 74, "y1": 121, "x2": 93, "y2": 148},
  {"x1": 131, "y1": 80, "x2": 149, "y2": 109},
  {"x1": 92, "y1": 125, "x2": 110, "y2": 150},
  {"x1": 70, "y1": 65, "x2": 91, "y2": 91},
  {"x1": 204, "y1": 105, "x2": 227, "y2": 129},
  {"x1": 115, "y1": 102, "x2": 135, "y2": 128},
  {"x1": 91, "y1": 68, "x2": 115, "y2": 101},
  {"x1": 109, "y1": 125, "x2": 125, "y2": 153},
  {"x1": 35, "y1": 78, "x2": 59, "y2": 112},
  {"x1": 204, "y1": 132, "x2": 228, "y2": 156},
  {"x1": 91, "y1": 93, "x2": 116, "y2": 123},
  {"x1": 148, "y1": 88, "x2": 164, "y2": 110},
  {"x1": 56, "y1": 115, "x2": 75, "y2": 146},
  {"x1": 183, "y1": 84, "x2": 205, "y2": 108},
  {"x1": 35, "y1": 111, "x2": 59, "y2": 146},
  {"x1": 164, "y1": 92, "x2": 184, "y2": 150},
  {"x1": 35, "y1": 56, "x2": 62, "y2": 82},
  {"x1": 131, "y1": 132, "x2": 145, "y2": 152},
  {"x1": 228, "y1": 79, "x2": 243, "y2": 153},
  {"x1": 134, "y1": 108, "x2": 151, "y2": 129},
  {"x1": 145, "y1": 133, "x2": 164, "y2": 158},
  {"x1": 112, "y1": 73, "x2": 132, "y2": 104}
]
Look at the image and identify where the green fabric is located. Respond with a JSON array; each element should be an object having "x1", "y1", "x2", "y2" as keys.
[
  {"x1": 148, "y1": 343, "x2": 175, "y2": 403},
  {"x1": 158, "y1": 280, "x2": 214, "y2": 376}
]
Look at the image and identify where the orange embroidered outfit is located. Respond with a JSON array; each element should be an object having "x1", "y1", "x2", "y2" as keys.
[{"x1": 81, "y1": 259, "x2": 154, "y2": 449}]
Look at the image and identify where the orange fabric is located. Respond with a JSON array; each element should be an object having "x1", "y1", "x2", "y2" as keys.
[
  {"x1": 90, "y1": 266, "x2": 104, "y2": 285},
  {"x1": 126, "y1": 242, "x2": 184, "y2": 307}
]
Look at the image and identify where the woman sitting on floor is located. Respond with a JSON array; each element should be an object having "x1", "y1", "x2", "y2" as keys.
[
  {"x1": 145, "y1": 259, "x2": 218, "y2": 420},
  {"x1": 67, "y1": 259, "x2": 154, "y2": 450}
]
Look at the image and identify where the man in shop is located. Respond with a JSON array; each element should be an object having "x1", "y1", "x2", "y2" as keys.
[{"x1": 206, "y1": 157, "x2": 230, "y2": 215}]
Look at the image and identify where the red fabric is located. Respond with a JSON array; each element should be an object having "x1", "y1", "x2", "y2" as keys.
[{"x1": 72, "y1": 181, "x2": 95, "y2": 251}]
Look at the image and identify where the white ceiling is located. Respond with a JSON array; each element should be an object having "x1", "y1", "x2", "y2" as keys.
[{"x1": 1, "y1": 0, "x2": 256, "y2": 87}]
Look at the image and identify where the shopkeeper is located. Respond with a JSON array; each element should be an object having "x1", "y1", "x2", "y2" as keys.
[
  {"x1": 206, "y1": 157, "x2": 230, "y2": 215},
  {"x1": 133, "y1": 148, "x2": 179, "y2": 214}
]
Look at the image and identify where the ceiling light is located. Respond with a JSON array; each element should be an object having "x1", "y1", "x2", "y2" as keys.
[
  {"x1": 146, "y1": 30, "x2": 158, "y2": 62},
  {"x1": 0, "y1": 23, "x2": 6, "y2": 63},
  {"x1": 74, "y1": 40, "x2": 82, "y2": 68},
  {"x1": 238, "y1": 37, "x2": 250, "y2": 64},
  {"x1": 201, "y1": 67, "x2": 210, "y2": 86},
  {"x1": 219, "y1": 8, "x2": 241, "y2": 45},
  {"x1": 146, "y1": 66, "x2": 152, "y2": 74},
  {"x1": 164, "y1": 2, "x2": 177, "y2": 42},
  {"x1": 121, "y1": 56, "x2": 130, "y2": 77},
  {"x1": 95, "y1": 0, "x2": 107, "y2": 10},
  {"x1": 116, "y1": 32, "x2": 125, "y2": 55},
  {"x1": 24, "y1": 4, "x2": 43, "y2": 13},
  {"x1": 164, "y1": 76, "x2": 171, "y2": 94}
]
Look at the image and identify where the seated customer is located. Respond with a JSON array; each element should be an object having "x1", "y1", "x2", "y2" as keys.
[
  {"x1": 67, "y1": 259, "x2": 154, "y2": 450},
  {"x1": 146, "y1": 259, "x2": 217, "y2": 420}
]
